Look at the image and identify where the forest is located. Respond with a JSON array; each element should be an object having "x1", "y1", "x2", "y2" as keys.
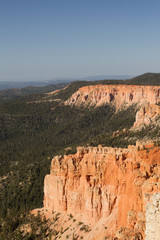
[{"x1": 0, "y1": 74, "x2": 160, "y2": 239}]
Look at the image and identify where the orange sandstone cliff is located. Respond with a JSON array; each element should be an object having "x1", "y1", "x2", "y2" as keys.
[
  {"x1": 65, "y1": 85, "x2": 160, "y2": 110},
  {"x1": 38, "y1": 143, "x2": 160, "y2": 240}
]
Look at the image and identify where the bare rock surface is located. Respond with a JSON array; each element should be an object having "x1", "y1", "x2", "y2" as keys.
[
  {"x1": 65, "y1": 84, "x2": 160, "y2": 110},
  {"x1": 32, "y1": 143, "x2": 160, "y2": 239},
  {"x1": 133, "y1": 103, "x2": 160, "y2": 129},
  {"x1": 145, "y1": 193, "x2": 160, "y2": 240}
]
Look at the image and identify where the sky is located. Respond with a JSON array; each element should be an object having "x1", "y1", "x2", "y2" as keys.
[{"x1": 0, "y1": 0, "x2": 160, "y2": 81}]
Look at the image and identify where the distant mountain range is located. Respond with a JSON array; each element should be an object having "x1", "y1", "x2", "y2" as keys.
[
  {"x1": 0, "y1": 73, "x2": 160, "y2": 101},
  {"x1": 0, "y1": 75, "x2": 132, "y2": 90}
]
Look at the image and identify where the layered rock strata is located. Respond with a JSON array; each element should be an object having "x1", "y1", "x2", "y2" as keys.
[
  {"x1": 43, "y1": 143, "x2": 160, "y2": 239},
  {"x1": 65, "y1": 85, "x2": 160, "y2": 110}
]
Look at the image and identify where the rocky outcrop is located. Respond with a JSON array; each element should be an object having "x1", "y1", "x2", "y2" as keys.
[
  {"x1": 41, "y1": 143, "x2": 160, "y2": 239},
  {"x1": 145, "y1": 193, "x2": 160, "y2": 240},
  {"x1": 65, "y1": 84, "x2": 160, "y2": 110},
  {"x1": 133, "y1": 104, "x2": 160, "y2": 129}
]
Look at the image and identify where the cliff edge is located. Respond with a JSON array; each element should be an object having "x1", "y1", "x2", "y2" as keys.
[
  {"x1": 33, "y1": 143, "x2": 160, "y2": 240},
  {"x1": 65, "y1": 84, "x2": 160, "y2": 110}
]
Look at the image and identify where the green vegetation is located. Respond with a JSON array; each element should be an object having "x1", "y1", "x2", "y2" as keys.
[
  {"x1": 0, "y1": 213, "x2": 54, "y2": 240},
  {"x1": 80, "y1": 224, "x2": 91, "y2": 232},
  {"x1": 0, "y1": 77, "x2": 159, "y2": 239},
  {"x1": 0, "y1": 82, "x2": 68, "y2": 101},
  {"x1": 124, "y1": 72, "x2": 160, "y2": 85}
]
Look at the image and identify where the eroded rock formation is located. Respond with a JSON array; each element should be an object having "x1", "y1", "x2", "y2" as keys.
[
  {"x1": 133, "y1": 103, "x2": 160, "y2": 129},
  {"x1": 65, "y1": 85, "x2": 160, "y2": 110},
  {"x1": 41, "y1": 143, "x2": 160, "y2": 239}
]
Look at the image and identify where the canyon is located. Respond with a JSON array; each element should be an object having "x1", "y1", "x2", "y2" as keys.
[
  {"x1": 34, "y1": 142, "x2": 160, "y2": 239},
  {"x1": 1, "y1": 76, "x2": 160, "y2": 239},
  {"x1": 65, "y1": 84, "x2": 160, "y2": 110},
  {"x1": 31, "y1": 83, "x2": 160, "y2": 239}
]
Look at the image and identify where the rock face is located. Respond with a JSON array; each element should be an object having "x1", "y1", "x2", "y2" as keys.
[
  {"x1": 145, "y1": 193, "x2": 160, "y2": 240},
  {"x1": 65, "y1": 84, "x2": 160, "y2": 110},
  {"x1": 43, "y1": 143, "x2": 160, "y2": 239},
  {"x1": 133, "y1": 104, "x2": 160, "y2": 129}
]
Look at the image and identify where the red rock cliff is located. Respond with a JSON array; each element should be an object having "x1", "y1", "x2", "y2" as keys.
[
  {"x1": 65, "y1": 85, "x2": 160, "y2": 109},
  {"x1": 43, "y1": 143, "x2": 160, "y2": 239}
]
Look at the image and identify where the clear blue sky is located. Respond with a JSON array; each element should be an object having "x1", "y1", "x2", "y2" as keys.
[{"x1": 0, "y1": 0, "x2": 160, "y2": 81}]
